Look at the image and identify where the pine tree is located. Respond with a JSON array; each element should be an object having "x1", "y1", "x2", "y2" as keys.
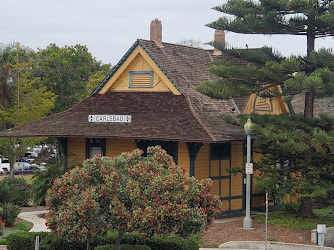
[
  {"x1": 206, "y1": 0, "x2": 334, "y2": 118},
  {"x1": 240, "y1": 114, "x2": 334, "y2": 217}
]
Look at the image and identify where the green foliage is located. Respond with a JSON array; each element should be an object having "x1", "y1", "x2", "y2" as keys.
[
  {"x1": 0, "y1": 180, "x2": 12, "y2": 203},
  {"x1": 206, "y1": 0, "x2": 334, "y2": 118},
  {"x1": 281, "y1": 202, "x2": 300, "y2": 215},
  {"x1": 208, "y1": 0, "x2": 334, "y2": 39},
  {"x1": 0, "y1": 178, "x2": 30, "y2": 207},
  {"x1": 314, "y1": 206, "x2": 334, "y2": 217},
  {"x1": 30, "y1": 157, "x2": 67, "y2": 206},
  {"x1": 0, "y1": 45, "x2": 56, "y2": 179},
  {"x1": 197, "y1": 49, "x2": 334, "y2": 105},
  {"x1": 0, "y1": 43, "x2": 35, "y2": 113},
  {"x1": 246, "y1": 113, "x2": 334, "y2": 205},
  {"x1": 0, "y1": 239, "x2": 6, "y2": 245},
  {"x1": 94, "y1": 244, "x2": 151, "y2": 250},
  {"x1": 0, "y1": 203, "x2": 20, "y2": 227},
  {"x1": 14, "y1": 221, "x2": 31, "y2": 232},
  {"x1": 46, "y1": 146, "x2": 221, "y2": 248},
  {"x1": 36, "y1": 44, "x2": 111, "y2": 113},
  {"x1": 6, "y1": 232, "x2": 49, "y2": 250},
  {"x1": 223, "y1": 46, "x2": 283, "y2": 64},
  {"x1": 5, "y1": 231, "x2": 199, "y2": 250},
  {"x1": 2, "y1": 178, "x2": 30, "y2": 207},
  {"x1": 121, "y1": 233, "x2": 199, "y2": 250},
  {"x1": 256, "y1": 207, "x2": 334, "y2": 230}
]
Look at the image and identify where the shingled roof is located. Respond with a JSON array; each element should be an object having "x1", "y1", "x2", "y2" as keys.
[
  {"x1": 0, "y1": 39, "x2": 249, "y2": 142},
  {"x1": 0, "y1": 92, "x2": 244, "y2": 142}
]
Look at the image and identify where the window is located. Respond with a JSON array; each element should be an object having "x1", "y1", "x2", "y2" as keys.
[
  {"x1": 210, "y1": 143, "x2": 231, "y2": 160},
  {"x1": 86, "y1": 138, "x2": 106, "y2": 159},
  {"x1": 135, "y1": 140, "x2": 178, "y2": 164},
  {"x1": 129, "y1": 71, "x2": 153, "y2": 88}
]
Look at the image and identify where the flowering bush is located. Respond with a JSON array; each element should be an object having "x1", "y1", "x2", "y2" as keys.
[
  {"x1": 46, "y1": 146, "x2": 221, "y2": 250},
  {"x1": 0, "y1": 217, "x2": 4, "y2": 236}
]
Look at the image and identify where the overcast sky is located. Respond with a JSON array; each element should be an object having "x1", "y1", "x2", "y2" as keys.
[{"x1": 1, "y1": 0, "x2": 333, "y2": 65}]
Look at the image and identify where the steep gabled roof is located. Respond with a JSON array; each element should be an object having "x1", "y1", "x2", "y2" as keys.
[{"x1": 0, "y1": 39, "x2": 248, "y2": 142}]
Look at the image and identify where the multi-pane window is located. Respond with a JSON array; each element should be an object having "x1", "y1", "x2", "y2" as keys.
[{"x1": 86, "y1": 138, "x2": 106, "y2": 159}]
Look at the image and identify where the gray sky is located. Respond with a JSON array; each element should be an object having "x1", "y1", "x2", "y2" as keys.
[{"x1": 1, "y1": 0, "x2": 333, "y2": 65}]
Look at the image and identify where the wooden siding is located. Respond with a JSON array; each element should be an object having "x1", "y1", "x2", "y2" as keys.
[
  {"x1": 231, "y1": 141, "x2": 244, "y2": 211},
  {"x1": 194, "y1": 144, "x2": 210, "y2": 180},
  {"x1": 68, "y1": 137, "x2": 86, "y2": 167},
  {"x1": 178, "y1": 142, "x2": 190, "y2": 173},
  {"x1": 98, "y1": 46, "x2": 181, "y2": 95},
  {"x1": 106, "y1": 138, "x2": 137, "y2": 157},
  {"x1": 67, "y1": 137, "x2": 248, "y2": 213}
]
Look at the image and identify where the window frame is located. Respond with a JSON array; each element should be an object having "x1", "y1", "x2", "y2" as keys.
[
  {"x1": 129, "y1": 71, "x2": 153, "y2": 88},
  {"x1": 85, "y1": 138, "x2": 106, "y2": 159}
]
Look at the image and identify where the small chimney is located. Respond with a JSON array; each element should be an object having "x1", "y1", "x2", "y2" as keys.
[
  {"x1": 150, "y1": 19, "x2": 163, "y2": 47},
  {"x1": 213, "y1": 30, "x2": 225, "y2": 55},
  {"x1": 214, "y1": 30, "x2": 225, "y2": 45}
]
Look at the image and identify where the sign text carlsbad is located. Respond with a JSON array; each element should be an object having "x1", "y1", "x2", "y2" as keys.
[{"x1": 88, "y1": 115, "x2": 132, "y2": 123}]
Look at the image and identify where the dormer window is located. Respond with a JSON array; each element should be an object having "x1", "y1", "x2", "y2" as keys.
[{"x1": 129, "y1": 71, "x2": 153, "y2": 88}]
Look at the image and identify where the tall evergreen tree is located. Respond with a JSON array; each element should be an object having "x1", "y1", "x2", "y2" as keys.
[
  {"x1": 232, "y1": 114, "x2": 334, "y2": 217},
  {"x1": 206, "y1": 0, "x2": 334, "y2": 118}
]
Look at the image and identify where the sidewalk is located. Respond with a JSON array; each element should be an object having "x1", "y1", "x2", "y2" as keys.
[{"x1": 17, "y1": 207, "x2": 50, "y2": 232}]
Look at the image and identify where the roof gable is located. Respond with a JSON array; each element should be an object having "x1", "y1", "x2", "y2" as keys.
[{"x1": 92, "y1": 40, "x2": 182, "y2": 96}]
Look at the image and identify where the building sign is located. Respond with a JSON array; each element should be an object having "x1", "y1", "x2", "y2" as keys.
[
  {"x1": 88, "y1": 115, "x2": 132, "y2": 123},
  {"x1": 245, "y1": 163, "x2": 253, "y2": 175}
]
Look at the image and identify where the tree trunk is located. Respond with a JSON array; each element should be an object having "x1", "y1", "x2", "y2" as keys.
[
  {"x1": 306, "y1": 29, "x2": 315, "y2": 56},
  {"x1": 114, "y1": 229, "x2": 124, "y2": 250},
  {"x1": 299, "y1": 197, "x2": 314, "y2": 218},
  {"x1": 304, "y1": 90, "x2": 314, "y2": 119},
  {"x1": 304, "y1": 28, "x2": 316, "y2": 119},
  {"x1": 9, "y1": 139, "x2": 16, "y2": 180}
]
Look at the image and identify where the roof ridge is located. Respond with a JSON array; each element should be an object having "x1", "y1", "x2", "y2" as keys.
[
  {"x1": 138, "y1": 40, "x2": 184, "y2": 95},
  {"x1": 185, "y1": 96, "x2": 217, "y2": 141},
  {"x1": 138, "y1": 39, "x2": 208, "y2": 51}
]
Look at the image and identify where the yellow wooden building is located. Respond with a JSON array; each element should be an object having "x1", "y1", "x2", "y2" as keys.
[{"x1": 0, "y1": 20, "x2": 303, "y2": 215}]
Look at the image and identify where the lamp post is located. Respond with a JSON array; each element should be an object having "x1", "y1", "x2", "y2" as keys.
[{"x1": 243, "y1": 117, "x2": 253, "y2": 229}]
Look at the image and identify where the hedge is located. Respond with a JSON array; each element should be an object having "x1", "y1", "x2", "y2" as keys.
[
  {"x1": 94, "y1": 244, "x2": 151, "y2": 250},
  {"x1": 6, "y1": 231, "x2": 199, "y2": 250}
]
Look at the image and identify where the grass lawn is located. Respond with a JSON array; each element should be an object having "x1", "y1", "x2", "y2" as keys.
[
  {"x1": 0, "y1": 174, "x2": 34, "y2": 184},
  {"x1": 1, "y1": 221, "x2": 32, "y2": 244},
  {"x1": 255, "y1": 206, "x2": 334, "y2": 230}
]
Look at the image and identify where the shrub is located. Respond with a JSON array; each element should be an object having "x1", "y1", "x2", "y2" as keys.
[
  {"x1": 46, "y1": 146, "x2": 221, "y2": 250},
  {"x1": 0, "y1": 239, "x2": 6, "y2": 245},
  {"x1": 6, "y1": 232, "x2": 35, "y2": 250},
  {"x1": 95, "y1": 244, "x2": 151, "y2": 250},
  {"x1": 30, "y1": 157, "x2": 67, "y2": 206},
  {"x1": 0, "y1": 181, "x2": 12, "y2": 203},
  {"x1": 0, "y1": 203, "x2": 20, "y2": 227},
  {"x1": 5, "y1": 231, "x2": 199, "y2": 250},
  {"x1": 120, "y1": 233, "x2": 199, "y2": 250},
  {"x1": 281, "y1": 202, "x2": 300, "y2": 215},
  {"x1": 0, "y1": 217, "x2": 4, "y2": 236},
  {"x1": 0, "y1": 178, "x2": 30, "y2": 207}
]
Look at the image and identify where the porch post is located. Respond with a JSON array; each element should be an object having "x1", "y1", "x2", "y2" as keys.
[{"x1": 186, "y1": 142, "x2": 203, "y2": 177}]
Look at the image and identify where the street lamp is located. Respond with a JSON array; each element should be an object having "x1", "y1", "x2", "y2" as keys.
[{"x1": 243, "y1": 117, "x2": 253, "y2": 229}]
